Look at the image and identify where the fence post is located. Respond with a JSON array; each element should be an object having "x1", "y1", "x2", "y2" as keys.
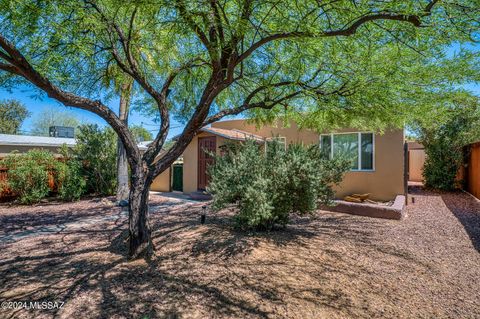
[{"x1": 404, "y1": 142, "x2": 409, "y2": 205}]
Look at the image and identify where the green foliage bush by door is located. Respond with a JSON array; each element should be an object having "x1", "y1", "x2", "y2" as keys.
[{"x1": 207, "y1": 140, "x2": 350, "y2": 230}]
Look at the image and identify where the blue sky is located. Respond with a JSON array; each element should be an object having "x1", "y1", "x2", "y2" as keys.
[{"x1": 0, "y1": 85, "x2": 185, "y2": 139}]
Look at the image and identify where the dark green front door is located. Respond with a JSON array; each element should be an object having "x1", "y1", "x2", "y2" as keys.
[{"x1": 172, "y1": 164, "x2": 183, "y2": 192}]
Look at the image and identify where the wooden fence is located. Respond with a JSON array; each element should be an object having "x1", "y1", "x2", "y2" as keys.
[
  {"x1": 466, "y1": 142, "x2": 480, "y2": 200},
  {"x1": 408, "y1": 149, "x2": 426, "y2": 182}
]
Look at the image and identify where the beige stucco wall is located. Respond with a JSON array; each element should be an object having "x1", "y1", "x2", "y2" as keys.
[
  {"x1": 182, "y1": 119, "x2": 405, "y2": 201},
  {"x1": 332, "y1": 129, "x2": 405, "y2": 201},
  {"x1": 150, "y1": 168, "x2": 171, "y2": 192},
  {"x1": 183, "y1": 132, "x2": 227, "y2": 194},
  {"x1": 0, "y1": 145, "x2": 67, "y2": 158}
]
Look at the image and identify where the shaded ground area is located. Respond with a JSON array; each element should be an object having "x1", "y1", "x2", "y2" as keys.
[{"x1": 0, "y1": 189, "x2": 479, "y2": 318}]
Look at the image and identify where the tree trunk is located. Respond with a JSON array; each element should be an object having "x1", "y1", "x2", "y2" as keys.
[
  {"x1": 117, "y1": 81, "x2": 133, "y2": 202},
  {"x1": 128, "y1": 167, "x2": 154, "y2": 259}
]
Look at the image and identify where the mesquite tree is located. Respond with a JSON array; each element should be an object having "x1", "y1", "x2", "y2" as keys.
[{"x1": 0, "y1": 0, "x2": 478, "y2": 259}]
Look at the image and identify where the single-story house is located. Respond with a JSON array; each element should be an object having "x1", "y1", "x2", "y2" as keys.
[
  {"x1": 0, "y1": 134, "x2": 77, "y2": 158},
  {"x1": 152, "y1": 119, "x2": 405, "y2": 201},
  {"x1": 0, "y1": 133, "x2": 150, "y2": 158}
]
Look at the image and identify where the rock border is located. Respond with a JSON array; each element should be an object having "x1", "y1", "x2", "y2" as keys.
[{"x1": 320, "y1": 195, "x2": 405, "y2": 220}]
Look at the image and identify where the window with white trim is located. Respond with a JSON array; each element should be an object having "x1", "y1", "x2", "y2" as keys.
[{"x1": 320, "y1": 133, "x2": 374, "y2": 171}]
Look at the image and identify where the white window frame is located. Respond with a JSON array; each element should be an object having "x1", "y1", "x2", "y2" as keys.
[{"x1": 319, "y1": 132, "x2": 375, "y2": 172}]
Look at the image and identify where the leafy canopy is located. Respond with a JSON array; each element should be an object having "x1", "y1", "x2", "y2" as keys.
[
  {"x1": 1, "y1": 0, "x2": 479, "y2": 135},
  {"x1": 0, "y1": 99, "x2": 29, "y2": 134}
]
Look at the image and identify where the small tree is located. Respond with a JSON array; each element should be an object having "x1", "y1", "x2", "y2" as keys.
[
  {"x1": 74, "y1": 124, "x2": 117, "y2": 195},
  {"x1": 418, "y1": 98, "x2": 480, "y2": 190},
  {"x1": 208, "y1": 140, "x2": 349, "y2": 230},
  {"x1": 31, "y1": 109, "x2": 80, "y2": 136},
  {"x1": 130, "y1": 125, "x2": 153, "y2": 142},
  {"x1": 0, "y1": 150, "x2": 55, "y2": 204},
  {"x1": 0, "y1": 99, "x2": 30, "y2": 134}
]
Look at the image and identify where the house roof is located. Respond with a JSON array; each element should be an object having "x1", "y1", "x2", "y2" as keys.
[
  {"x1": 0, "y1": 134, "x2": 76, "y2": 148},
  {"x1": 200, "y1": 127, "x2": 264, "y2": 142},
  {"x1": 0, "y1": 134, "x2": 150, "y2": 151}
]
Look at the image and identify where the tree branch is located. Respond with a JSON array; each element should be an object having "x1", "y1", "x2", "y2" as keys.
[
  {"x1": 238, "y1": 2, "x2": 439, "y2": 64},
  {"x1": 174, "y1": 0, "x2": 216, "y2": 59},
  {"x1": 0, "y1": 33, "x2": 141, "y2": 166}
]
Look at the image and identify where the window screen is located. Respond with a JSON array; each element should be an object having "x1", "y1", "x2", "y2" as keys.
[
  {"x1": 333, "y1": 133, "x2": 359, "y2": 170},
  {"x1": 361, "y1": 133, "x2": 373, "y2": 170}
]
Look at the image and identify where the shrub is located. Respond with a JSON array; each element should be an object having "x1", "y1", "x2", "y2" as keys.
[
  {"x1": 74, "y1": 124, "x2": 117, "y2": 195},
  {"x1": 0, "y1": 150, "x2": 54, "y2": 204},
  {"x1": 55, "y1": 146, "x2": 87, "y2": 201},
  {"x1": 56, "y1": 160, "x2": 87, "y2": 201},
  {"x1": 419, "y1": 102, "x2": 480, "y2": 190},
  {"x1": 208, "y1": 140, "x2": 349, "y2": 230}
]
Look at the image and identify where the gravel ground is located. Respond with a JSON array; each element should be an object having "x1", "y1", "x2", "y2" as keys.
[{"x1": 0, "y1": 188, "x2": 479, "y2": 319}]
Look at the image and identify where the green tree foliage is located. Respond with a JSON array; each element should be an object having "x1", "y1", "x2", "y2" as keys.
[
  {"x1": 0, "y1": 99, "x2": 29, "y2": 134},
  {"x1": 208, "y1": 140, "x2": 349, "y2": 230},
  {"x1": 74, "y1": 124, "x2": 117, "y2": 195},
  {"x1": 31, "y1": 108, "x2": 80, "y2": 136},
  {"x1": 129, "y1": 125, "x2": 152, "y2": 142},
  {"x1": 0, "y1": 150, "x2": 54, "y2": 204},
  {"x1": 417, "y1": 96, "x2": 480, "y2": 190}
]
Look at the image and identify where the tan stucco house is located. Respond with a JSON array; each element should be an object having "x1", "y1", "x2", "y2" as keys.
[{"x1": 151, "y1": 119, "x2": 405, "y2": 201}]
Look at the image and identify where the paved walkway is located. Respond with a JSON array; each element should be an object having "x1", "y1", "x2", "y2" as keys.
[{"x1": 0, "y1": 193, "x2": 198, "y2": 244}]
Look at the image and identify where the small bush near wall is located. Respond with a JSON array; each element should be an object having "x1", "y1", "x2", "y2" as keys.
[
  {"x1": 208, "y1": 140, "x2": 349, "y2": 230},
  {"x1": 0, "y1": 150, "x2": 55, "y2": 204},
  {"x1": 74, "y1": 124, "x2": 117, "y2": 195},
  {"x1": 419, "y1": 103, "x2": 480, "y2": 191}
]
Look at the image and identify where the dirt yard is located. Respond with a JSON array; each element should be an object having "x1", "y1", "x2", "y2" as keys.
[{"x1": 0, "y1": 188, "x2": 479, "y2": 319}]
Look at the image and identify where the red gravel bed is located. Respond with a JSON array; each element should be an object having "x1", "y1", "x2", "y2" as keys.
[{"x1": 0, "y1": 189, "x2": 479, "y2": 318}]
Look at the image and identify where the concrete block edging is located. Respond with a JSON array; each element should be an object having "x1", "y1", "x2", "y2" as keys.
[{"x1": 320, "y1": 195, "x2": 405, "y2": 220}]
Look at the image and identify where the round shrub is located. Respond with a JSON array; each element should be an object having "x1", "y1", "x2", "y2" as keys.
[
  {"x1": 208, "y1": 140, "x2": 349, "y2": 230},
  {"x1": 0, "y1": 150, "x2": 54, "y2": 204}
]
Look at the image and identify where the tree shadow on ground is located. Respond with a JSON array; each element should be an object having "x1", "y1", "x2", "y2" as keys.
[
  {"x1": 0, "y1": 199, "x2": 440, "y2": 319},
  {"x1": 441, "y1": 191, "x2": 480, "y2": 252}
]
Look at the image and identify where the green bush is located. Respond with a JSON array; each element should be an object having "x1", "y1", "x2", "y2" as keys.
[
  {"x1": 56, "y1": 160, "x2": 87, "y2": 201},
  {"x1": 208, "y1": 140, "x2": 349, "y2": 230},
  {"x1": 419, "y1": 102, "x2": 480, "y2": 190},
  {"x1": 74, "y1": 124, "x2": 117, "y2": 195},
  {"x1": 0, "y1": 150, "x2": 54, "y2": 204},
  {"x1": 55, "y1": 146, "x2": 87, "y2": 201}
]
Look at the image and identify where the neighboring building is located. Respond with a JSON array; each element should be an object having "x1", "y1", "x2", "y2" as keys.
[
  {"x1": 0, "y1": 134, "x2": 76, "y2": 158},
  {"x1": 152, "y1": 119, "x2": 405, "y2": 201},
  {"x1": 0, "y1": 133, "x2": 150, "y2": 158},
  {"x1": 49, "y1": 126, "x2": 75, "y2": 138}
]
